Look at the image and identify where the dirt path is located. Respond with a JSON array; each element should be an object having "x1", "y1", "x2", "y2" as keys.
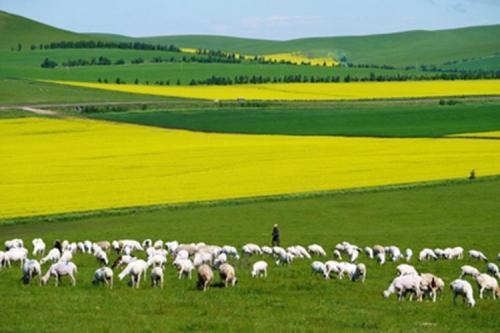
[{"x1": 21, "y1": 107, "x2": 58, "y2": 116}]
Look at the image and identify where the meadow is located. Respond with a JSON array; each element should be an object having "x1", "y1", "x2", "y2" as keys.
[
  {"x1": 0, "y1": 178, "x2": 499, "y2": 332},
  {"x1": 91, "y1": 100, "x2": 500, "y2": 137},
  {"x1": 49, "y1": 79, "x2": 500, "y2": 101}
]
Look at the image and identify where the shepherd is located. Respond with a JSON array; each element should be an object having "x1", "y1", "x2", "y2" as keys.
[{"x1": 272, "y1": 224, "x2": 280, "y2": 247}]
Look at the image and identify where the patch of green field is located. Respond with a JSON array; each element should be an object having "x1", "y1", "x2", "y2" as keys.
[
  {"x1": 441, "y1": 55, "x2": 500, "y2": 71},
  {"x1": 0, "y1": 178, "x2": 499, "y2": 332},
  {"x1": 0, "y1": 78, "x2": 174, "y2": 105},
  {"x1": 90, "y1": 100, "x2": 500, "y2": 137}
]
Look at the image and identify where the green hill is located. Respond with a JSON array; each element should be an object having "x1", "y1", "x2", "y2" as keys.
[{"x1": 0, "y1": 10, "x2": 103, "y2": 50}]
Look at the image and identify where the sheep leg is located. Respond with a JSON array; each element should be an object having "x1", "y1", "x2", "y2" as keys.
[
  {"x1": 70, "y1": 273, "x2": 76, "y2": 286},
  {"x1": 136, "y1": 273, "x2": 142, "y2": 288},
  {"x1": 55, "y1": 274, "x2": 59, "y2": 287},
  {"x1": 480, "y1": 287, "x2": 484, "y2": 299},
  {"x1": 109, "y1": 276, "x2": 113, "y2": 289},
  {"x1": 160, "y1": 277, "x2": 164, "y2": 289}
]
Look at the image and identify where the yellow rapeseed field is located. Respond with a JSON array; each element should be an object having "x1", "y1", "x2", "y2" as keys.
[
  {"x1": 260, "y1": 53, "x2": 338, "y2": 67},
  {"x1": 1, "y1": 117, "x2": 499, "y2": 220},
  {"x1": 48, "y1": 80, "x2": 500, "y2": 101}
]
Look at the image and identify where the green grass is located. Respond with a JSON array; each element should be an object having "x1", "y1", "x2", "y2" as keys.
[
  {"x1": 0, "y1": 178, "x2": 499, "y2": 332},
  {"x1": 0, "y1": 78, "x2": 176, "y2": 105},
  {"x1": 441, "y1": 54, "x2": 500, "y2": 71},
  {"x1": 89, "y1": 100, "x2": 500, "y2": 137}
]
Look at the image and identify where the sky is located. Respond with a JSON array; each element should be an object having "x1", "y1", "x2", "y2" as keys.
[{"x1": 1, "y1": 0, "x2": 499, "y2": 40}]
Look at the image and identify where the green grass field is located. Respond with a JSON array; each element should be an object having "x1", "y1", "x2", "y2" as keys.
[
  {"x1": 0, "y1": 178, "x2": 499, "y2": 332},
  {"x1": 90, "y1": 100, "x2": 500, "y2": 137}
]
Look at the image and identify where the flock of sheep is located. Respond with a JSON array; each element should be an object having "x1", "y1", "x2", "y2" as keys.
[{"x1": 1, "y1": 238, "x2": 499, "y2": 307}]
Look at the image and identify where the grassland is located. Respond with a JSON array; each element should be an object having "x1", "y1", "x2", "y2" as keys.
[
  {"x1": 91, "y1": 100, "x2": 500, "y2": 137},
  {"x1": 1, "y1": 116, "x2": 500, "y2": 220},
  {"x1": 0, "y1": 178, "x2": 499, "y2": 332},
  {"x1": 50, "y1": 80, "x2": 500, "y2": 101}
]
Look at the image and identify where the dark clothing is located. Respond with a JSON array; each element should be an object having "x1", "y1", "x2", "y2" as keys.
[{"x1": 272, "y1": 227, "x2": 280, "y2": 247}]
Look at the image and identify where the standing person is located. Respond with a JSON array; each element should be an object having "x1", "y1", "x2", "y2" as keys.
[{"x1": 272, "y1": 224, "x2": 280, "y2": 247}]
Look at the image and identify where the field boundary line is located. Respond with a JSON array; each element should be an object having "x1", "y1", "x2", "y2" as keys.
[{"x1": 1, "y1": 175, "x2": 498, "y2": 226}]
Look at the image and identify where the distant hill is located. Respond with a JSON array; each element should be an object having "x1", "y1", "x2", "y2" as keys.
[
  {"x1": 0, "y1": 11, "x2": 105, "y2": 50},
  {"x1": 2, "y1": 10, "x2": 499, "y2": 67}
]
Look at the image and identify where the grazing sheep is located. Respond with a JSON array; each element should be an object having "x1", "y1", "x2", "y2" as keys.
[
  {"x1": 94, "y1": 249, "x2": 109, "y2": 266},
  {"x1": 193, "y1": 251, "x2": 213, "y2": 267},
  {"x1": 376, "y1": 252, "x2": 386, "y2": 265},
  {"x1": 419, "y1": 248, "x2": 438, "y2": 261},
  {"x1": 153, "y1": 240, "x2": 164, "y2": 250},
  {"x1": 4, "y1": 247, "x2": 28, "y2": 268},
  {"x1": 294, "y1": 245, "x2": 311, "y2": 259},
  {"x1": 175, "y1": 249, "x2": 189, "y2": 261},
  {"x1": 383, "y1": 274, "x2": 423, "y2": 301},
  {"x1": 337, "y1": 262, "x2": 365, "y2": 282},
  {"x1": 311, "y1": 261, "x2": 327, "y2": 278},
  {"x1": 349, "y1": 248, "x2": 360, "y2": 263},
  {"x1": 405, "y1": 248, "x2": 413, "y2": 262},
  {"x1": 40, "y1": 261, "x2": 77, "y2": 287},
  {"x1": 219, "y1": 263, "x2": 237, "y2": 287},
  {"x1": 475, "y1": 273, "x2": 499, "y2": 299},
  {"x1": 251, "y1": 261, "x2": 268, "y2": 278},
  {"x1": 142, "y1": 239, "x2": 153, "y2": 249},
  {"x1": 111, "y1": 255, "x2": 137, "y2": 269},
  {"x1": 151, "y1": 267, "x2": 164, "y2": 289},
  {"x1": 40, "y1": 248, "x2": 61, "y2": 265},
  {"x1": 459, "y1": 265, "x2": 480, "y2": 279},
  {"x1": 22, "y1": 259, "x2": 42, "y2": 285},
  {"x1": 420, "y1": 273, "x2": 445, "y2": 302},
  {"x1": 147, "y1": 254, "x2": 167, "y2": 268},
  {"x1": 4, "y1": 239, "x2": 23, "y2": 251},
  {"x1": 261, "y1": 246, "x2": 273, "y2": 255},
  {"x1": 221, "y1": 245, "x2": 240, "y2": 260},
  {"x1": 307, "y1": 244, "x2": 326, "y2": 257},
  {"x1": 355, "y1": 263, "x2": 367, "y2": 283},
  {"x1": 242, "y1": 244, "x2": 262, "y2": 256},
  {"x1": 0, "y1": 251, "x2": 6, "y2": 268},
  {"x1": 96, "y1": 241, "x2": 111, "y2": 252},
  {"x1": 92, "y1": 267, "x2": 113, "y2": 288},
  {"x1": 469, "y1": 250, "x2": 488, "y2": 262},
  {"x1": 373, "y1": 245, "x2": 385, "y2": 256},
  {"x1": 450, "y1": 279, "x2": 476, "y2": 307},
  {"x1": 387, "y1": 246, "x2": 404, "y2": 262},
  {"x1": 276, "y1": 252, "x2": 294, "y2": 266},
  {"x1": 197, "y1": 264, "x2": 214, "y2": 291},
  {"x1": 324, "y1": 260, "x2": 340, "y2": 278},
  {"x1": 32, "y1": 239, "x2": 46, "y2": 256},
  {"x1": 118, "y1": 259, "x2": 148, "y2": 288},
  {"x1": 449, "y1": 247, "x2": 464, "y2": 260},
  {"x1": 434, "y1": 248, "x2": 445, "y2": 259},
  {"x1": 165, "y1": 241, "x2": 179, "y2": 254},
  {"x1": 58, "y1": 250, "x2": 73, "y2": 263},
  {"x1": 272, "y1": 246, "x2": 286, "y2": 257},
  {"x1": 173, "y1": 258, "x2": 195, "y2": 279},
  {"x1": 213, "y1": 253, "x2": 227, "y2": 268},
  {"x1": 364, "y1": 247, "x2": 374, "y2": 259},
  {"x1": 333, "y1": 249, "x2": 342, "y2": 260},
  {"x1": 487, "y1": 262, "x2": 500, "y2": 278},
  {"x1": 396, "y1": 264, "x2": 418, "y2": 276}
]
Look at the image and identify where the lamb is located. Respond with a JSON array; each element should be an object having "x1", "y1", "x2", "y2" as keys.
[
  {"x1": 469, "y1": 250, "x2": 488, "y2": 262},
  {"x1": 118, "y1": 259, "x2": 148, "y2": 288},
  {"x1": 311, "y1": 261, "x2": 327, "y2": 278},
  {"x1": 40, "y1": 248, "x2": 61, "y2": 265},
  {"x1": 4, "y1": 247, "x2": 28, "y2": 267},
  {"x1": 487, "y1": 262, "x2": 500, "y2": 278},
  {"x1": 420, "y1": 273, "x2": 445, "y2": 302},
  {"x1": 197, "y1": 264, "x2": 214, "y2": 291},
  {"x1": 92, "y1": 267, "x2": 113, "y2": 288},
  {"x1": 251, "y1": 261, "x2": 268, "y2": 278},
  {"x1": 40, "y1": 261, "x2": 77, "y2": 287},
  {"x1": 151, "y1": 267, "x2": 164, "y2": 289},
  {"x1": 459, "y1": 265, "x2": 480, "y2": 279},
  {"x1": 450, "y1": 279, "x2": 476, "y2": 307},
  {"x1": 383, "y1": 274, "x2": 423, "y2": 301},
  {"x1": 32, "y1": 239, "x2": 46, "y2": 256},
  {"x1": 307, "y1": 244, "x2": 326, "y2": 257},
  {"x1": 396, "y1": 264, "x2": 418, "y2": 276},
  {"x1": 173, "y1": 258, "x2": 194, "y2": 279},
  {"x1": 405, "y1": 248, "x2": 413, "y2": 262},
  {"x1": 219, "y1": 263, "x2": 237, "y2": 287},
  {"x1": 4, "y1": 239, "x2": 23, "y2": 251},
  {"x1": 475, "y1": 273, "x2": 499, "y2": 299},
  {"x1": 419, "y1": 248, "x2": 438, "y2": 261},
  {"x1": 21, "y1": 259, "x2": 42, "y2": 285}
]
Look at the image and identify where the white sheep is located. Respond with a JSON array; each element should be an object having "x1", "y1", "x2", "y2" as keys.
[
  {"x1": 4, "y1": 247, "x2": 28, "y2": 267},
  {"x1": 40, "y1": 248, "x2": 61, "y2": 265},
  {"x1": 58, "y1": 250, "x2": 73, "y2": 263},
  {"x1": 364, "y1": 247, "x2": 374, "y2": 259},
  {"x1": 396, "y1": 264, "x2": 418, "y2": 276},
  {"x1": 118, "y1": 259, "x2": 148, "y2": 288},
  {"x1": 175, "y1": 249, "x2": 189, "y2": 260},
  {"x1": 165, "y1": 241, "x2": 179, "y2": 254},
  {"x1": 419, "y1": 248, "x2": 438, "y2": 261},
  {"x1": 221, "y1": 245, "x2": 240, "y2": 260},
  {"x1": 459, "y1": 265, "x2": 480, "y2": 279},
  {"x1": 95, "y1": 241, "x2": 111, "y2": 252},
  {"x1": 213, "y1": 253, "x2": 227, "y2": 268},
  {"x1": 0, "y1": 251, "x2": 6, "y2": 268},
  {"x1": 337, "y1": 262, "x2": 366, "y2": 282},
  {"x1": 197, "y1": 264, "x2": 213, "y2": 291},
  {"x1": 307, "y1": 244, "x2": 326, "y2": 257},
  {"x1": 276, "y1": 251, "x2": 294, "y2": 266},
  {"x1": 420, "y1": 273, "x2": 445, "y2": 302},
  {"x1": 151, "y1": 267, "x2": 164, "y2": 289},
  {"x1": 311, "y1": 261, "x2": 327, "y2": 278},
  {"x1": 333, "y1": 249, "x2": 342, "y2": 260},
  {"x1": 147, "y1": 254, "x2": 167, "y2": 268},
  {"x1": 4, "y1": 239, "x2": 23, "y2": 251},
  {"x1": 173, "y1": 258, "x2": 194, "y2": 279},
  {"x1": 251, "y1": 261, "x2": 268, "y2": 278},
  {"x1": 261, "y1": 246, "x2": 273, "y2": 255},
  {"x1": 22, "y1": 259, "x2": 42, "y2": 285},
  {"x1": 142, "y1": 239, "x2": 152, "y2": 249},
  {"x1": 449, "y1": 246, "x2": 464, "y2": 260},
  {"x1": 111, "y1": 255, "x2": 137, "y2": 268},
  {"x1": 92, "y1": 267, "x2": 113, "y2": 288},
  {"x1": 487, "y1": 262, "x2": 500, "y2": 278},
  {"x1": 450, "y1": 279, "x2": 476, "y2": 307},
  {"x1": 324, "y1": 260, "x2": 340, "y2": 278},
  {"x1": 95, "y1": 249, "x2": 109, "y2": 266},
  {"x1": 383, "y1": 274, "x2": 422, "y2": 301},
  {"x1": 242, "y1": 243, "x2": 262, "y2": 256},
  {"x1": 219, "y1": 263, "x2": 237, "y2": 287},
  {"x1": 475, "y1": 273, "x2": 499, "y2": 299},
  {"x1": 387, "y1": 246, "x2": 403, "y2": 262},
  {"x1": 294, "y1": 245, "x2": 311, "y2": 259},
  {"x1": 193, "y1": 251, "x2": 213, "y2": 267},
  {"x1": 405, "y1": 248, "x2": 413, "y2": 262},
  {"x1": 376, "y1": 252, "x2": 386, "y2": 265},
  {"x1": 32, "y1": 239, "x2": 46, "y2": 256},
  {"x1": 41, "y1": 261, "x2": 77, "y2": 287},
  {"x1": 469, "y1": 250, "x2": 488, "y2": 262}
]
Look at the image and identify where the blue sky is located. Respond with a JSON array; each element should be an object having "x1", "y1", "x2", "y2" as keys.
[{"x1": 1, "y1": 0, "x2": 499, "y2": 40}]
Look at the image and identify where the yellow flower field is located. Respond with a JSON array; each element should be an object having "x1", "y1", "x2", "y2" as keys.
[
  {"x1": 260, "y1": 53, "x2": 338, "y2": 67},
  {"x1": 48, "y1": 80, "x2": 500, "y2": 101},
  {"x1": 1, "y1": 117, "x2": 499, "y2": 220}
]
